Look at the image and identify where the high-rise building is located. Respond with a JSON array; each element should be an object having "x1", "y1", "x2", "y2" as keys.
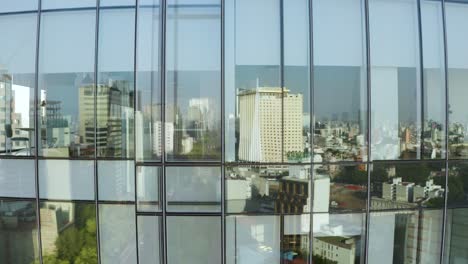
[{"x1": 238, "y1": 87, "x2": 303, "y2": 162}]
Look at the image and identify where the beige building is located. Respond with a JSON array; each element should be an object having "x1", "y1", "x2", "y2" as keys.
[{"x1": 238, "y1": 87, "x2": 303, "y2": 162}]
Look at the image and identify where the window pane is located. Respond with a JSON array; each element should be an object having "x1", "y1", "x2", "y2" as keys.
[
  {"x1": 0, "y1": 159, "x2": 35, "y2": 198},
  {"x1": 39, "y1": 10, "x2": 96, "y2": 158},
  {"x1": 166, "y1": 166, "x2": 221, "y2": 212},
  {"x1": 101, "y1": 0, "x2": 136, "y2": 6},
  {"x1": 444, "y1": 208, "x2": 468, "y2": 263},
  {"x1": 0, "y1": 199, "x2": 39, "y2": 264},
  {"x1": 39, "y1": 160, "x2": 95, "y2": 200},
  {"x1": 447, "y1": 162, "x2": 468, "y2": 207},
  {"x1": 226, "y1": 165, "x2": 311, "y2": 214},
  {"x1": 98, "y1": 160, "x2": 135, "y2": 202},
  {"x1": 368, "y1": 209, "x2": 443, "y2": 264},
  {"x1": 0, "y1": 1, "x2": 38, "y2": 12},
  {"x1": 446, "y1": 2, "x2": 468, "y2": 159},
  {"x1": 225, "y1": 0, "x2": 281, "y2": 162},
  {"x1": 40, "y1": 201, "x2": 97, "y2": 264},
  {"x1": 284, "y1": 215, "x2": 311, "y2": 263},
  {"x1": 167, "y1": 216, "x2": 221, "y2": 264},
  {"x1": 97, "y1": 7, "x2": 135, "y2": 158},
  {"x1": 136, "y1": 0, "x2": 161, "y2": 162},
  {"x1": 165, "y1": 0, "x2": 221, "y2": 161},
  {"x1": 41, "y1": 0, "x2": 96, "y2": 9},
  {"x1": 99, "y1": 204, "x2": 137, "y2": 264},
  {"x1": 370, "y1": 162, "x2": 445, "y2": 210},
  {"x1": 313, "y1": 163, "x2": 367, "y2": 213},
  {"x1": 137, "y1": 216, "x2": 161, "y2": 264},
  {"x1": 312, "y1": 213, "x2": 365, "y2": 264},
  {"x1": 136, "y1": 166, "x2": 161, "y2": 212},
  {"x1": 421, "y1": 0, "x2": 446, "y2": 159},
  {"x1": 0, "y1": 13, "x2": 37, "y2": 156},
  {"x1": 313, "y1": 0, "x2": 367, "y2": 163},
  {"x1": 226, "y1": 215, "x2": 280, "y2": 264},
  {"x1": 284, "y1": 0, "x2": 310, "y2": 163},
  {"x1": 369, "y1": 0, "x2": 422, "y2": 160}
]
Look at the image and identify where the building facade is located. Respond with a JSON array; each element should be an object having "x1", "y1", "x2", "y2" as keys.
[{"x1": 1, "y1": 0, "x2": 468, "y2": 264}]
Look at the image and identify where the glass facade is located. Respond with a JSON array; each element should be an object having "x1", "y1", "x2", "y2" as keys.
[{"x1": 0, "y1": 0, "x2": 467, "y2": 264}]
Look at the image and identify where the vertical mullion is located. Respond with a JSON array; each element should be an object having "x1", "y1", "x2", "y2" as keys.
[
  {"x1": 417, "y1": 0, "x2": 425, "y2": 160},
  {"x1": 160, "y1": 0, "x2": 167, "y2": 263},
  {"x1": 93, "y1": 0, "x2": 102, "y2": 263},
  {"x1": 308, "y1": 0, "x2": 314, "y2": 264},
  {"x1": 280, "y1": 0, "x2": 285, "y2": 163},
  {"x1": 220, "y1": 0, "x2": 226, "y2": 263},
  {"x1": 34, "y1": 0, "x2": 43, "y2": 263},
  {"x1": 364, "y1": 0, "x2": 372, "y2": 263},
  {"x1": 439, "y1": 0, "x2": 450, "y2": 263},
  {"x1": 133, "y1": 0, "x2": 140, "y2": 263}
]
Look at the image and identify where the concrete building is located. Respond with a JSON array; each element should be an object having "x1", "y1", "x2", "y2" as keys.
[
  {"x1": 238, "y1": 87, "x2": 303, "y2": 162},
  {"x1": 313, "y1": 235, "x2": 356, "y2": 264}
]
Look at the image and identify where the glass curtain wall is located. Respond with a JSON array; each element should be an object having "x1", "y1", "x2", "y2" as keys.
[{"x1": 1, "y1": 0, "x2": 468, "y2": 264}]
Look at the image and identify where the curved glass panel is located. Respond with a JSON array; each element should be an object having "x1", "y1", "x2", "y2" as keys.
[
  {"x1": 0, "y1": 13, "x2": 37, "y2": 156},
  {"x1": 38, "y1": 10, "x2": 96, "y2": 158},
  {"x1": 165, "y1": 0, "x2": 221, "y2": 162},
  {"x1": 136, "y1": 0, "x2": 161, "y2": 162},
  {"x1": 369, "y1": 0, "x2": 422, "y2": 160},
  {"x1": 0, "y1": 199, "x2": 39, "y2": 264},
  {"x1": 97, "y1": 6, "x2": 135, "y2": 158},
  {"x1": 313, "y1": 0, "x2": 367, "y2": 163},
  {"x1": 40, "y1": 201, "x2": 97, "y2": 264}
]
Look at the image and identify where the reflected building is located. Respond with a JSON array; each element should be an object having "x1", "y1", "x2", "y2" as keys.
[
  {"x1": 79, "y1": 79, "x2": 134, "y2": 157},
  {"x1": 238, "y1": 87, "x2": 303, "y2": 162}
]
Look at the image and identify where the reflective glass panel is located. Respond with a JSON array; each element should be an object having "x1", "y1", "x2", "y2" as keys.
[
  {"x1": 312, "y1": 213, "x2": 365, "y2": 264},
  {"x1": 369, "y1": 0, "x2": 422, "y2": 160},
  {"x1": 97, "y1": 6, "x2": 135, "y2": 158},
  {"x1": 0, "y1": 159, "x2": 35, "y2": 198},
  {"x1": 137, "y1": 166, "x2": 161, "y2": 212},
  {"x1": 444, "y1": 208, "x2": 468, "y2": 263},
  {"x1": 38, "y1": 10, "x2": 96, "y2": 158},
  {"x1": 98, "y1": 160, "x2": 135, "y2": 202},
  {"x1": 0, "y1": 13, "x2": 37, "y2": 156},
  {"x1": 284, "y1": 0, "x2": 311, "y2": 163},
  {"x1": 39, "y1": 160, "x2": 95, "y2": 200},
  {"x1": 370, "y1": 162, "x2": 445, "y2": 210},
  {"x1": 41, "y1": 0, "x2": 96, "y2": 9},
  {"x1": 226, "y1": 215, "x2": 280, "y2": 264},
  {"x1": 225, "y1": 0, "x2": 281, "y2": 162},
  {"x1": 167, "y1": 216, "x2": 221, "y2": 264},
  {"x1": 136, "y1": 0, "x2": 161, "y2": 162},
  {"x1": 0, "y1": 1, "x2": 38, "y2": 13},
  {"x1": 447, "y1": 162, "x2": 468, "y2": 208},
  {"x1": 166, "y1": 166, "x2": 221, "y2": 212},
  {"x1": 40, "y1": 201, "x2": 97, "y2": 264},
  {"x1": 313, "y1": 163, "x2": 367, "y2": 213},
  {"x1": 137, "y1": 216, "x2": 161, "y2": 264},
  {"x1": 313, "y1": 0, "x2": 367, "y2": 163},
  {"x1": 99, "y1": 204, "x2": 137, "y2": 264},
  {"x1": 283, "y1": 214, "x2": 311, "y2": 263},
  {"x1": 166, "y1": 0, "x2": 221, "y2": 161},
  {"x1": 226, "y1": 165, "x2": 311, "y2": 214},
  {"x1": 368, "y1": 209, "x2": 443, "y2": 264},
  {"x1": 0, "y1": 199, "x2": 39, "y2": 264},
  {"x1": 421, "y1": 0, "x2": 446, "y2": 159},
  {"x1": 446, "y1": 1, "x2": 468, "y2": 159}
]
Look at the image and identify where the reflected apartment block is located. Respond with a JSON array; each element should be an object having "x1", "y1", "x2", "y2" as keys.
[
  {"x1": 313, "y1": 236, "x2": 356, "y2": 264},
  {"x1": 238, "y1": 87, "x2": 303, "y2": 162}
]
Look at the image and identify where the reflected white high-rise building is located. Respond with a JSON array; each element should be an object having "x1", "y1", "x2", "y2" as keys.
[{"x1": 238, "y1": 87, "x2": 303, "y2": 162}]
